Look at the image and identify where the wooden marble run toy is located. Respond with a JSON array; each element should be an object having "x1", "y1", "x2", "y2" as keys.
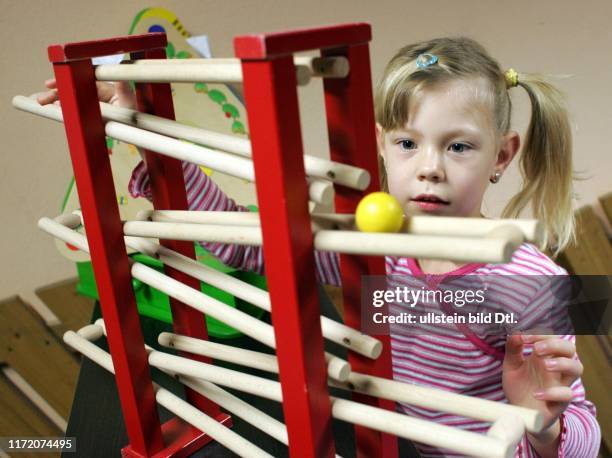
[{"x1": 14, "y1": 23, "x2": 545, "y2": 458}]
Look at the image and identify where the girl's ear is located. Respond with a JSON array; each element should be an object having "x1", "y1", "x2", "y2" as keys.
[
  {"x1": 495, "y1": 130, "x2": 520, "y2": 172},
  {"x1": 375, "y1": 123, "x2": 386, "y2": 160}
]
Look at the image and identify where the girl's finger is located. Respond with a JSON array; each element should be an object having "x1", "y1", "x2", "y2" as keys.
[
  {"x1": 520, "y1": 333, "x2": 555, "y2": 344},
  {"x1": 115, "y1": 81, "x2": 136, "y2": 109},
  {"x1": 95, "y1": 82, "x2": 116, "y2": 102},
  {"x1": 533, "y1": 338, "x2": 575, "y2": 358},
  {"x1": 44, "y1": 79, "x2": 57, "y2": 89},
  {"x1": 533, "y1": 386, "x2": 574, "y2": 403},
  {"x1": 37, "y1": 90, "x2": 58, "y2": 105},
  {"x1": 544, "y1": 357, "x2": 583, "y2": 379},
  {"x1": 504, "y1": 334, "x2": 525, "y2": 369}
]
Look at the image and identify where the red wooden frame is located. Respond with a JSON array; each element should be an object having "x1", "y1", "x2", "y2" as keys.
[
  {"x1": 322, "y1": 42, "x2": 398, "y2": 458},
  {"x1": 49, "y1": 22, "x2": 397, "y2": 457}
]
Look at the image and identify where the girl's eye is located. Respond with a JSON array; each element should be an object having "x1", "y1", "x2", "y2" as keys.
[
  {"x1": 449, "y1": 143, "x2": 471, "y2": 153},
  {"x1": 397, "y1": 139, "x2": 416, "y2": 151}
]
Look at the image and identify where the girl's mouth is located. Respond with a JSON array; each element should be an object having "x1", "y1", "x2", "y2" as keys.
[{"x1": 411, "y1": 194, "x2": 450, "y2": 211}]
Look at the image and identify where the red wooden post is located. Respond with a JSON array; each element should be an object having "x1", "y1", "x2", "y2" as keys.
[
  {"x1": 322, "y1": 41, "x2": 399, "y2": 457},
  {"x1": 52, "y1": 57, "x2": 165, "y2": 458},
  {"x1": 131, "y1": 46, "x2": 227, "y2": 420},
  {"x1": 238, "y1": 54, "x2": 336, "y2": 457},
  {"x1": 49, "y1": 33, "x2": 226, "y2": 457}
]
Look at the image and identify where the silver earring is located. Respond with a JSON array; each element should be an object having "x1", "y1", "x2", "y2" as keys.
[{"x1": 490, "y1": 171, "x2": 502, "y2": 184}]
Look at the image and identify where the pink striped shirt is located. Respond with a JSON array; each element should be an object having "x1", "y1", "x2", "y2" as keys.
[{"x1": 129, "y1": 161, "x2": 601, "y2": 458}]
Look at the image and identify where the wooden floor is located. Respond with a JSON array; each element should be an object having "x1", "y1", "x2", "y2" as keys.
[{"x1": 0, "y1": 279, "x2": 95, "y2": 458}]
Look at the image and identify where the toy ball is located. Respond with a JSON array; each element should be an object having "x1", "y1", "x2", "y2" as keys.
[{"x1": 355, "y1": 192, "x2": 404, "y2": 233}]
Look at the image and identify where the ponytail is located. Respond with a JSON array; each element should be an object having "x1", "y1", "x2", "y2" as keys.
[{"x1": 501, "y1": 74, "x2": 576, "y2": 256}]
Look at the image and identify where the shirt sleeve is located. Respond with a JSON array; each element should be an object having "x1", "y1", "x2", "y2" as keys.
[
  {"x1": 128, "y1": 160, "x2": 341, "y2": 285},
  {"x1": 556, "y1": 398, "x2": 601, "y2": 457},
  {"x1": 510, "y1": 264, "x2": 601, "y2": 457}
]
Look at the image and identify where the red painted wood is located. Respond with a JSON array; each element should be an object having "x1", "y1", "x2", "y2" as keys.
[
  {"x1": 50, "y1": 35, "x2": 224, "y2": 457},
  {"x1": 322, "y1": 43, "x2": 399, "y2": 457},
  {"x1": 52, "y1": 59, "x2": 164, "y2": 456},
  {"x1": 49, "y1": 23, "x2": 398, "y2": 457},
  {"x1": 122, "y1": 413, "x2": 232, "y2": 458},
  {"x1": 131, "y1": 47, "x2": 221, "y2": 418},
  {"x1": 239, "y1": 55, "x2": 336, "y2": 458},
  {"x1": 48, "y1": 33, "x2": 166, "y2": 62},
  {"x1": 234, "y1": 23, "x2": 370, "y2": 58}
]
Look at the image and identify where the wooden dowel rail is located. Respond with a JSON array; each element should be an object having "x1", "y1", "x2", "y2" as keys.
[
  {"x1": 93, "y1": 320, "x2": 324, "y2": 456},
  {"x1": 148, "y1": 350, "x2": 519, "y2": 458},
  {"x1": 63, "y1": 330, "x2": 271, "y2": 458},
  {"x1": 94, "y1": 61, "x2": 312, "y2": 86},
  {"x1": 121, "y1": 220, "x2": 524, "y2": 264},
  {"x1": 123, "y1": 235, "x2": 382, "y2": 359},
  {"x1": 38, "y1": 216, "x2": 351, "y2": 382},
  {"x1": 136, "y1": 209, "x2": 542, "y2": 244},
  {"x1": 124, "y1": 56, "x2": 350, "y2": 79},
  {"x1": 13, "y1": 94, "x2": 368, "y2": 191},
  {"x1": 158, "y1": 330, "x2": 543, "y2": 434},
  {"x1": 98, "y1": 102, "x2": 369, "y2": 190},
  {"x1": 12, "y1": 95, "x2": 333, "y2": 205}
]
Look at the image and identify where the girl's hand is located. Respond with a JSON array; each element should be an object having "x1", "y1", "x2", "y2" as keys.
[
  {"x1": 503, "y1": 334, "x2": 583, "y2": 453},
  {"x1": 36, "y1": 79, "x2": 135, "y2": 109}
]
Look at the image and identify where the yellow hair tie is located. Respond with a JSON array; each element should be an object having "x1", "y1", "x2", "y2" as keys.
[{"x1": 504, "y1": 68, "x2": 519, "y2": 88}]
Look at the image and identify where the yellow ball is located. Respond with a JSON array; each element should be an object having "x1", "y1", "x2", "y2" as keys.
[{"x1": 355, "y1": 192, "x2": 404, "y2": 233}]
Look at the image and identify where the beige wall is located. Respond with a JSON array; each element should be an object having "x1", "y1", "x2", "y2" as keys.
[{"x1": 1, "y1": 0, "x2": 611, "y2": 301}]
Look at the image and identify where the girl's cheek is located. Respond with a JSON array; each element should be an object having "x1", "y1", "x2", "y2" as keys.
[
  {"x1": 455, "y1": 180, "x2": 489, "y2": 215},
  {"x1": 384, "y1": 171, "x2": 399, "y2": 189},
  {"x1": 387, "y1": 177, "x2": 412, "y2": 205}
]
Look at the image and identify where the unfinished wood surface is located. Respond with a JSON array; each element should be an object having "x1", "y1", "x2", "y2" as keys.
[
  {"x1": 556, "y1": 201, "x2": 611, "y2": 457},
  {"x1": 323, "y1": 284, "x2": 344, "y2": 318},
  {"x1": 0, "y1": 296, "x2": 80, "y2": 421},
  {"x1": 35, "y1": 278, "x2": 95, "y2": 339},
  {"x1": 0, "y1": 373, "x2": 60, "y2": 458},
  {"x1": 558, "y1": 205, "x2": 612, "y2": 274},
  {"x1": 599, "y1": 191, "x2": 612, "y2": 229},
  {"x1": 576, "y1": 335, "x2": 611, "y2": 457}
]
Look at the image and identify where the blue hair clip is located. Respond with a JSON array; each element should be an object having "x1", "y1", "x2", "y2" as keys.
[{"x1": 415, "y1": 53, "x2": 438, "y2": 69}]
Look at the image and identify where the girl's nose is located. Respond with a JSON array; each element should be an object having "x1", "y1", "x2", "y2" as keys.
[{"x1": 417, "y1": 151, "x2": 445, "y2": 182}]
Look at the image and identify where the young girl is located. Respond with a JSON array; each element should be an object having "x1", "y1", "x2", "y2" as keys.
[{"x1": 38, "y1": 36, "x2": 600, "y2": 457}]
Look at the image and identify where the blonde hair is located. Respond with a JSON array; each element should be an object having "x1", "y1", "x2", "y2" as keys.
[{"x1": 374, "y1": 37, "x2": 575, "y2": 256}]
